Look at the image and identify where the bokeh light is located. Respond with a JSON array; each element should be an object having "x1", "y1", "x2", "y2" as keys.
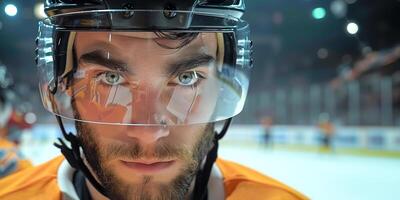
[
  {"x1": 34, "y1": 3, "x2": 46, "y2": 19},
  {"x1": 346, "y1": 22, "x2": 359, "y2": 35},
  {"x1": 312, "y1": 7, "x2": 326, "y2": 20},
  {"x1": 4, "y1": 4, "x2": 18, "y2": 17}
]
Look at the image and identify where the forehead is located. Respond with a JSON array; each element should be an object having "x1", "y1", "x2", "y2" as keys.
[{"x1": 74, "y1": 32, "x2": 218, "y2": 55}]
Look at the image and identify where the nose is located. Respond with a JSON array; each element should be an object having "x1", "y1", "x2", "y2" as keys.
[
  {"x1": 125, "y1": 81, "x2": 171, "y2": 144},
  {"x1": 128, "y1": 80, "x2": 165, "y2": 125},
  {"x1": 125, "y1": 126, "x2": 170, "y2": 145}
]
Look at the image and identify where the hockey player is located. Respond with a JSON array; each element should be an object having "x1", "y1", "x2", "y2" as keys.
[{"x1": 0, "y1": 1, "x2": 308, "y2": 199}]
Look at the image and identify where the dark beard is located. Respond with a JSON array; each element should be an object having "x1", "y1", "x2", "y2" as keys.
[{"x1": 76, "y1": 121, "x2": 214, "y2": 200}]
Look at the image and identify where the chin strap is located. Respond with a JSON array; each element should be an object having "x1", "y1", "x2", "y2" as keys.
[
  {"x1": 54, "y1": 115, "x2": 232, "y2": 200},
  {"x1": 193, "y1": 118, "x2": 232, "y2": 200},
  {"x1": 54, "y1": 116, "x2": 109, "y2": 197}
]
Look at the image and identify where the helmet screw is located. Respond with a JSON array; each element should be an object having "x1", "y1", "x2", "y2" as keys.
[
  {"x1": 163, "y1": 3, "x2": 177, "y2": 19},
  {"x1": 122, "y1": 3, "x2": 135, "y2": 18}
]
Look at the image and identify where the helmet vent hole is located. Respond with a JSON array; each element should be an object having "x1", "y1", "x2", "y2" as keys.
[
  {"x1": 163, "y1": 3, "x2": 177, "y2": 19},
  {"x1": 122, "y1": 3, "x2": 135, "y2": 19}
]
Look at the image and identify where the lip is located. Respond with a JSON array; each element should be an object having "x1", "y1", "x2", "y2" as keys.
[{"x1": 120, "y1": 159, "x2": 176, "y2": 173}]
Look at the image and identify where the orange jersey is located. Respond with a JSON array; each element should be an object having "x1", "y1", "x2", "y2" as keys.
[
  {"x1": 0, "y1": 155, "x2": 308, "y2": 200},
  {"x1": 216, "y1": 159, "x2": 307, "y2": 200}
]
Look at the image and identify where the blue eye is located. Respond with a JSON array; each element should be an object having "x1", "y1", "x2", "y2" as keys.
[
  {"x1": 99, "y1": 71, "x2": 125, "y2": 86},
  {"x1": 178, "y1": 71, "x2": 199, "y2": 86}
]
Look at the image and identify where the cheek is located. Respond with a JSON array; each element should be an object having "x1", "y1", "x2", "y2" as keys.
[
  {"x1": 91, "y1": 123, "x2": 125, "y2": 137},
  {"x1": 83, "y1": 123, "x2": 128, "y2": 151},
  {"x1": 170, "y1": 125, "x2": 207, "y2": 146}
]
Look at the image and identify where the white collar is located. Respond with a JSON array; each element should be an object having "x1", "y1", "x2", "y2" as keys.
[
  {"x1": 58, "y1": 159, "x2": 80, "y2": 200},
  {"x1": 208, "y1": 164, "x2": 225, "y2": 200}
]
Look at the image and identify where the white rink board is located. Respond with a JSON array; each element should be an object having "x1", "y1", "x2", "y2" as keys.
[{"x1": 224, "y1": 125, "x2": 400, "y2": 151}]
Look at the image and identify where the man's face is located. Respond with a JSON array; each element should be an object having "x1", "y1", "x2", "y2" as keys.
[{"x1": 73, "y1": 32, "x2": 218, "y2": 200}]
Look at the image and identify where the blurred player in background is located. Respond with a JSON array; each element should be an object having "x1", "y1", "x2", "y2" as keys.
[
  {"x1": 0, "y1": 63, "x2": 33, "y2": 178},
  {"x1": 260, "y1": 116, "x2": 274, "y2": 148},
  {"x1": 317, "y1": 113, "x2": 335, "y2": 153}
]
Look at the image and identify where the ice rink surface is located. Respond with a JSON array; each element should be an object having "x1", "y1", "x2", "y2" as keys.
[
  {"x1": 19, "y1": 124, "x2": 400, "y2": 200},
  {"x1": 219, "y1": 146, "x2": 400, "y2": 200}
]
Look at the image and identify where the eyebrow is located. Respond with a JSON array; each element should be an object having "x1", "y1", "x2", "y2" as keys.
[
  {"x1": 167, "y1": 53, "x2": 216, "y2": 76},
  {"x1": 79, "y1": 50, "x2": 128, "y2": 72},
  {"x1": 79, "y1": 50, "x2": 215, "y2": 75}
]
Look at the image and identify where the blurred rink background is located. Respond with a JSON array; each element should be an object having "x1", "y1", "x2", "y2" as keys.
[{"x1": 1, "y1": 0, "x2": 400, "y2": 199}]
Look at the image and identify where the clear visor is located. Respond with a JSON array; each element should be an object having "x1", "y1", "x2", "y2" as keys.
[{"x1": 37, "y1": 11, "x2": 251, "y2": 126}]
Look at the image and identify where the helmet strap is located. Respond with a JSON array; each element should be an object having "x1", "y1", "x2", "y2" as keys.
[
  {"x1": 193, "y1": 117, "x2": 232, "y2": 200},
  {"x1": 54, "y1": 115, "x2": 109, "y2": 197}
]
